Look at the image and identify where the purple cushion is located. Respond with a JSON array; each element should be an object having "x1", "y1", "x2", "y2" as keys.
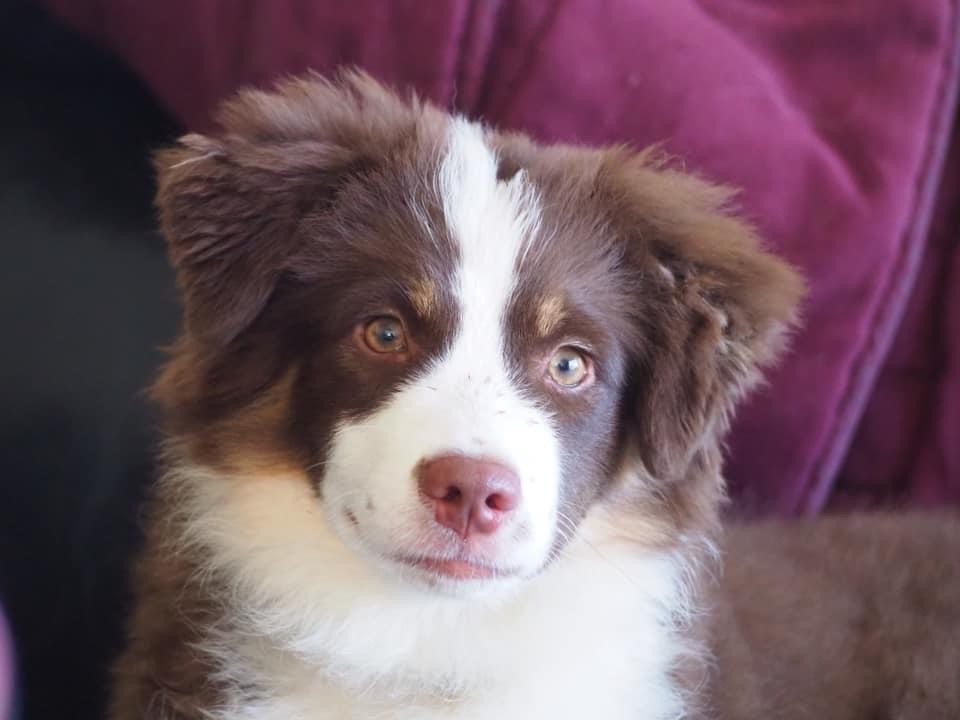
[
  {"x1": 833, "y1": 126, "x2": 960, "y2": 510},
  {"x1": 45, "y1": 0, "x2": 960, "y2": 514}
]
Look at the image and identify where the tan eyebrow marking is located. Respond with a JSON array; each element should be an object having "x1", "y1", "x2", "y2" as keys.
[
  {"x1": 535, "y1": 295, "x2": 566, "y2": 337},
  {"x1": 408, "y1": 278, "x2": 438, "y2": 318}
]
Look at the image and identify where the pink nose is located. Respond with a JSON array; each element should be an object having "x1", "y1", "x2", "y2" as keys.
[{"x1": 417, "y1": 455, "x2": 521, "y2": 538}]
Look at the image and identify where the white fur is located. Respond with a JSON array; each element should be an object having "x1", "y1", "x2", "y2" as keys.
[
  {"x1": 170, "y1": 466, "x2": 693, "y2": 720},
  {"x1": 322, "y1": 118, "x2": 556, "y2": 588},
  {"x1": 168, "y1": 118, "x2": 693, "y2": 718}
]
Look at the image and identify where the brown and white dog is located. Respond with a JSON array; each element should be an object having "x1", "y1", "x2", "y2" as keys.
[{"x1": 111, "y1": 71, "x2": 960, "y2": 720}]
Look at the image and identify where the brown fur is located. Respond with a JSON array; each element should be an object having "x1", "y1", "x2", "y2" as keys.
[
  {"x1": 109, "y1": 491, "x2": 226, "y2": 719},
  {"x1": 712, "y1": 513, "x2": 960, "y2": 719},
  {"x1": 110, "y1": 71, "x2": 958, "y2": 720}
]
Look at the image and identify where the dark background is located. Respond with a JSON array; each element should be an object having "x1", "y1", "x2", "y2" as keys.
[{"x1": 0, "y1": 2, "x2": 180, "y2": 718}]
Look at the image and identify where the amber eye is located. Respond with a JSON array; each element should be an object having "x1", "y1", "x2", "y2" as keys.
[
  {"x1": 363, "y1": 316, "x2": 407, "y2": 353},
  {"x1": 547, "y1": 346, "x2": 590, "y2": 387}
]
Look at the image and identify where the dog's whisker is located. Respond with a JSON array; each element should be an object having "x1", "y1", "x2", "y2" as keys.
[{"x1": 554, "y1": 509, "x2": 638, "y2": 587}]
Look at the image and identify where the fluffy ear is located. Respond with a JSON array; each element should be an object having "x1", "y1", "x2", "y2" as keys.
[
  {"x1": 614, "y1": 154, "x2": 806, "y2": 481},
  {"x1": 154, "y1": 70, "x2": 424, "y2": 346},
  {"x1": 154, "y1": 133, "x2": 348, "y2": 345}
]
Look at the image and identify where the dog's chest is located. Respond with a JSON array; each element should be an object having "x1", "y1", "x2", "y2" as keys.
[
  {"x1": 240, "y1": 661, "x2": 659, "y2": 720},
  {"x1": 228, "y1": 632, "x2": 678, "y2": 720},
  {"x1": 216, "y1": 544, "x2": 689, "y2": 720}
]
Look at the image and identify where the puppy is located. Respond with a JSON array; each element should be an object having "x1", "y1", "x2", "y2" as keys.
[{"x1": 110, "y1": 71, "x2": 960, "y2": 719}]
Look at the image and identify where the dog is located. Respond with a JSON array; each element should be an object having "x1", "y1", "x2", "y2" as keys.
[{"x1": 110, "y1": 71, "x2": 960, "y2": 719}]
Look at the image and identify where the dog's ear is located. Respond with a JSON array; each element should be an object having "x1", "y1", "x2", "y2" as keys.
[
  {"x1": 612, "y1": 153, "x2": 805, "y2": 481},
  {"x1": 154, "y1": 70, "x2": 424, "y2": 346},
  {"x1": 154, "y1": 132, "x2": 355, "y2": 346}
]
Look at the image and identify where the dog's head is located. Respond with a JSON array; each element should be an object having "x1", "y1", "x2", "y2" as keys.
[{"x1": 153, "y1": 72, "x2": 803, "y2": 599}]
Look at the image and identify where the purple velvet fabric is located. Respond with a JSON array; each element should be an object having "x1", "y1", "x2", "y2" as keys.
[
  {"x1": 44, "y1": 0, "x2": 960, "y2": 515},
  {"x1": 832, "y1": 124, "x2": 960, "y2": 510}
]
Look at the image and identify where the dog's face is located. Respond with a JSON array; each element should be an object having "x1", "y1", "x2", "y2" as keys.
[{"x1": 154, "y1": 73, "x2": 802, "y2": 598}]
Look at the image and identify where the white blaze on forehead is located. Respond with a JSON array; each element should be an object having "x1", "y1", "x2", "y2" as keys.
[
  {"x1": 319, "y1": 117, "x2": 560, "y2": 579},
  {"x1": 439, "y1": 117, "x2": 542, "y2": 326},
  {"x1": 427, "y1": 116, "x2": 551, "y2": 467}
]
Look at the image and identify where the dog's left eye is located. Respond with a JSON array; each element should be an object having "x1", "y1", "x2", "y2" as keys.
[
  {"x1": 363, "y1": 317, "x2": 407, "y2": 353},
  {"x1": 547, "y1": 347, "x2": 590, "y2": 387}
]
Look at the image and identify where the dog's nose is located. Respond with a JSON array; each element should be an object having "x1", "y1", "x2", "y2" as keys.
[{"x1": 417, "y1": 455, "x2": 521, "y2": 537}]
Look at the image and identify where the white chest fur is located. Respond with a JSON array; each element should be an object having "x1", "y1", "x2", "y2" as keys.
[
  {"x1": 175, "y1": 469, "x2": 694, "y2": 720},
  {"x1": 218, "y1": 549, "x2": 687, "y2": 720}
]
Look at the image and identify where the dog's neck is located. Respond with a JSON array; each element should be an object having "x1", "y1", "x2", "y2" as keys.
[{"x1": 165, "y1": 462, "x2": 716, "y2": 720}]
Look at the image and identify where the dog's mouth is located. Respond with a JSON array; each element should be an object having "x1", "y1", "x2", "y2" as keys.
[{"x1": 395, "y1": 554, "x2": 520, "y2": 582}]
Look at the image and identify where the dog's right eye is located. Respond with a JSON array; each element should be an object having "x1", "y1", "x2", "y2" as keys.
[
  {"x1": 547, "y1": 346, "x2": 591, "y2": 388},
  {"x1": 362, "y1": 317, "x2": 407, "y2": 354}
]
